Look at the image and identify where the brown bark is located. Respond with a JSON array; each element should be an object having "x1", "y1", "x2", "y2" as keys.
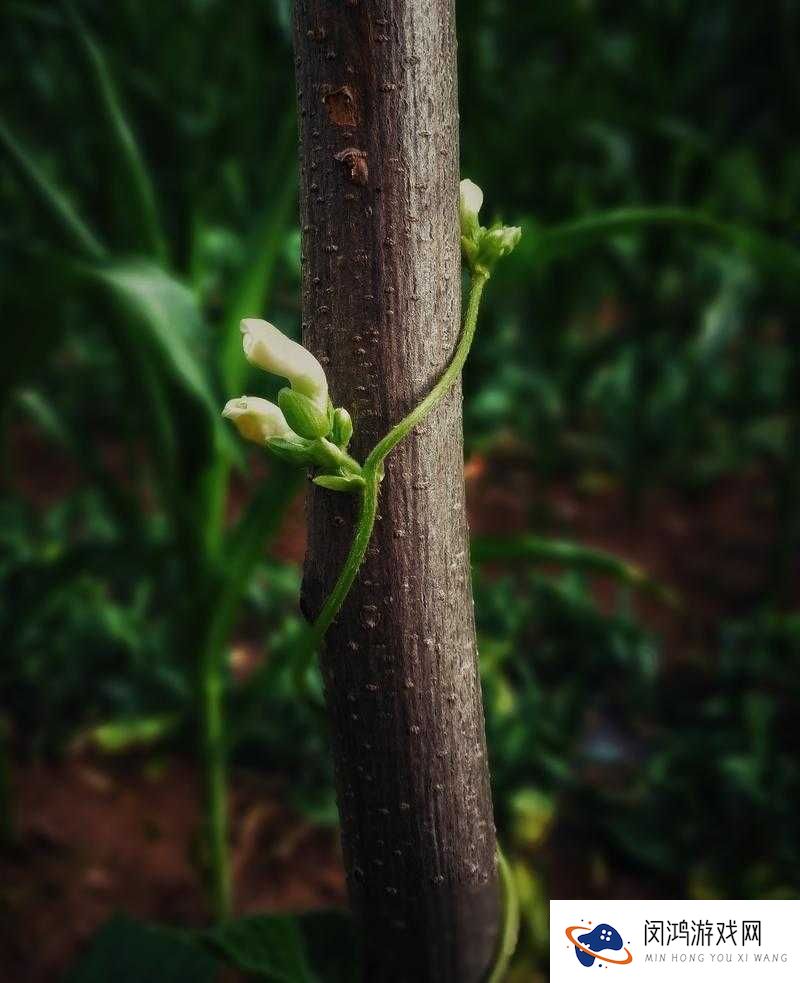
[{"x1": 293, "y1": 1, "x2": 499, "y2": 980}]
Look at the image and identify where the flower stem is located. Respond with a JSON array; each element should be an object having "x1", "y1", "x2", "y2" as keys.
[
  {"x1": 302, "y1": 269, "x2": 489, "y2": 664},
  {"x1": 198, "y1": 645, "x2": 232, "y2": 921}
]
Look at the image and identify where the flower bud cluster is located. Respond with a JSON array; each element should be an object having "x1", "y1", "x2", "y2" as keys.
[
  {"x1": 223, "y1": 182, "x2": 518, "y2": 492},
  {"x1": 459, "y1": 178, "x2": 521, "y2": 275},
  {"x1": 222, "y1": 319, "x2": 363, "y2": 492}
]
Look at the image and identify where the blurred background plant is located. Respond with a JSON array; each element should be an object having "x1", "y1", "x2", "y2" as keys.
[{"x1": 1, "y1": 1, "x2": 799, "y2": 980}]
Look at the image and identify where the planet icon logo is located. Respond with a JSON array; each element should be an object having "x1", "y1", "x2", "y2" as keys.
[{"x1": 565, "y1": 922, "x2": 633, "y2": 967}]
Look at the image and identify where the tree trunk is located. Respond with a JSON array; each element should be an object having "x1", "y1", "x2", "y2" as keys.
[{"x1": 293, "y1": 1, "x2": 500, "y2": 980}]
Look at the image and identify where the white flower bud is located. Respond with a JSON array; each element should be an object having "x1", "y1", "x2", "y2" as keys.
[
  {"x1": 240, "y1": 318, "x2": 328, "y2": 411},
  {"x1": 221, "y1": 396, "x2": 293, "y2": 445},
  {"x1": 459, "y1": 178, "x2": 484, "y2": 241}
]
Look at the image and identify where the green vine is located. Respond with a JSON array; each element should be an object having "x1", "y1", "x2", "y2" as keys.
[{"x1": 487, "y1": 847, "x2": 521, "y2": 983}]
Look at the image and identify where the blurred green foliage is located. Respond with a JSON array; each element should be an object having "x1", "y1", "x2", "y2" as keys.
[{"x1": 2, "y1": 0, "x2": 800, "y2": 979}]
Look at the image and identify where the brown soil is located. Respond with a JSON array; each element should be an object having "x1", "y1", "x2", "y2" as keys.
[{"x1": 0, "y1": 755, "x2": 345, "y2": 982}]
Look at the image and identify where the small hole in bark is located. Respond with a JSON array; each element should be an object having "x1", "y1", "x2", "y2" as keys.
[{"x1": 334, "y1": 146, "x2": 369, "y2": 186}]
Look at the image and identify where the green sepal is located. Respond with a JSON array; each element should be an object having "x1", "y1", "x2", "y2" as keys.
[
  {"x1": 331, "y1": 407, "x2": 354, "y2": 449},
  {"x1": 309, "y1": 437, "x2": 345, "y2": 470},
  {"x1": 313, "y1": 473, "x2": 365, "y2": 493},
  {"x1": 478, "y1": 224, "x2": 522, "y2": 266},
  {"x1": 461, "y1": 234, "x2": 480, "y2": 270},
  {"x1": 278, "y1": 387, "x2": 331, "y2": 439},
  {"x1": 462, "y1": 222, "x2": 521, "y2": 273},
  {"x1": 265, "y1": 435, "x2": 313, "y2": 466}
]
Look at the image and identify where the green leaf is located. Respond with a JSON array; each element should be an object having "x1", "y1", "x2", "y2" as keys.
[
  {"x1": 202, "y1": 911, "x2": 360, "y2": 983},
  {"x1": 90, "y1": 260, "x2": 216, "y2": 417},
  {"x1": 85, "y1": 713, "x2": 181, "y2": 753},
  {"x1": 693, "y1": 259, "x2": 754, "y2": 365},
  {"x1": 204, "y1": 915, "x2": 316, "y2": 982},
  {"x1": 66, "y1": 916, "x2": 217, "y2": 983},
  {"x1": 63, "y1": 1, "x2": 166, "y2": 263},
  {"x1": 470, "y1": 534, "x2": 679, "y2": 608},
  {"x1": 0, "y1": 117, "x2": 105, "y2": 259},
  {"x1": 87, "y1": 260, "x2": 228, "y2": 513},
  {"x1": 523, "y1": 207, "x2": 800, "y2": 286},
  {"x1": 14, "y1": 389, "x2": 72, "y2": 447}
]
